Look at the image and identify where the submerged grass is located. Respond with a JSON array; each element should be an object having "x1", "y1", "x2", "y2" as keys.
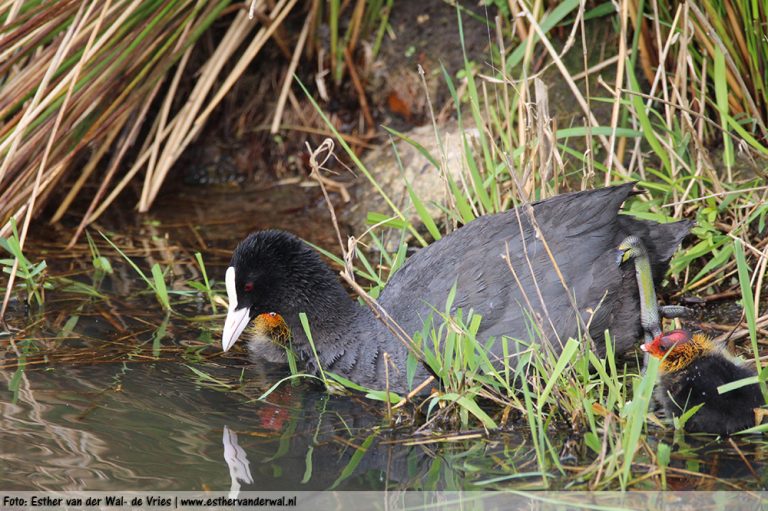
[
  {"x1": 100, "y1": 232, "x2": 171, "y2": 312},
  {"x1": 0, "y1": 219, "x2": 49, "y2": 308}
]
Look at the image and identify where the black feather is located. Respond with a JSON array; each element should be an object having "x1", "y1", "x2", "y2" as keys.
[
  {"x1": 228, "y1": 185, "x2": 692, "y2": 393},
  {"x1": 658, "y1": 353, "x2": 763, "y2": 434}
]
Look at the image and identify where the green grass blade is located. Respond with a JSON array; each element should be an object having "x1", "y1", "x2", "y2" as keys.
[
  {"x1": 99, "y1": 232, "x2": 153, "y2": 288},
  {"x1": 440, "y1": 392, "x2": 498, "y2": 429},
  {"x1": 714, "y1": 46, "x2": 734, "y2": 168},
  {"x1": 150, "y1": 263, "x2": 170, "y2": 311},
  {"x1": 734, "y1": 240, "x2": 759, "y2": 366},
  {"x1": 330, "y1": 433, "x2": 377, "y2": 489},
  {"x1": 185, "y1": 364, "x2": 233, "y2": 389},
  {"x1": 299, "y1": 312, "x2": 328, "y2": 387},
  {"x1": 537, "y1": 338, "x2": 579, "y2": 406},
  {"x1": 628, "y1": 71, "x2": 671, "y2": 174},
  {"x1": 620, "y1": 356, "x2": 659, "y2": 488}
]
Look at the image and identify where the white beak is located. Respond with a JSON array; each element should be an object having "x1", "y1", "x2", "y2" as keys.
[
  {"x1": 222, "y1": 266, "x2": 250, "y2": 352},
  {"x1": 640, "y1": 344, "x2": 649, "y2": 352}
]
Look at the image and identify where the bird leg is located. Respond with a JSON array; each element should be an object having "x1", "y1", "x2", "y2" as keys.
[
  {"x1": 659, "y1": 305, "x2": 690, "y2": 319},
  {"x1": 617, "y1": 235, "x2": 668, "y2": 371},
  {"x1": 616, "y1": 243, "x2": 691, "y2": 326},
  {"x1": 617, "y1": 236, "x2": 662, "y2": 338}
]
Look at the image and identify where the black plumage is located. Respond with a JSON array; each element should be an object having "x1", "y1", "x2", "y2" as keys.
[
  {"x1": 223, "y1": 183, "x2": 691, "y2": 393},
  {"x1": 659, "y1": 353, "x2": 762, "y2": 434}
]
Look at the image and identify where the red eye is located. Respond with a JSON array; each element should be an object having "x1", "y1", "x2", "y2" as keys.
[{"x1": 243, "y1": 282, "x2": 254, "y2": 292}]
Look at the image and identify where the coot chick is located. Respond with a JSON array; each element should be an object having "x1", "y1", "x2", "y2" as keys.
[
  {"x1": 619, "y1": 235, "x2": 764, "y2": 434},
  {"x1": 241, "y1": 312, "x2": 291, "y2": 363},
  {"x1": 642, "y1": 330, "x2": 764, "y2": 434},
  {"x1": 223, "y1": 183, "x2": 691, "y2": 393}
]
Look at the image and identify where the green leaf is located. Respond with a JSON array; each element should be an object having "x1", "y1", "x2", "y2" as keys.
[
  {"x1": 299, "y1": 312, "x2": 327, "y2": 386},
  {"x1": 440, "y1": 392, "x2": 498, "y2": 429},
  {"x1": 151, "y1": 263, "x2": 170, "y2": 311},
  {"x1": 717, "y1": 374, "x2": 759, "y2": 394},
  {"x1": 94, "y1": 256, "x2": 113, "y2": 273},
  {"x1": 620, "y1": 356, "x2": 659, "y2": 487},
  {"x1": 151, "y1": 314, "x2": 170, "y2": 358},
  {"x1": 381, "y1": 125, "x2": 440, "y2": 169},
  {"x1": 185, "y1": 364, "x2": 232, "y2": 388},
  {"x1": 555, "y1": 126, "x2": 642, "y2": 139},
  {"x1": 734, "y1": 240, "x2": 759, "y2": 368},
  {"x1": 674, "y1": 403, "x2": 704, "y2": 430},
  {"x1": 406, "y1": 180, "x2": 442, "y2": 241},
  {"x1": 330, "y1": 433, "x2": 377, "y2": 489},
  {"x1": 628, "y1": 70, "x2": 671, "y2": 174},
  {"x1": 713, "y1": 46, "x2": 734, "y2": 167},
  {"x1": 537, "y1": 338, "x2": 579, "y2": 406}
]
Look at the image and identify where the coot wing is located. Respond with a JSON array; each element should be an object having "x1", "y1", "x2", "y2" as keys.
[{"x1": 378, "y1": 185, "x2": 640, "y2": 358}]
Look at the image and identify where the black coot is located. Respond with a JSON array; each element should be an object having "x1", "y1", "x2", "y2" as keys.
[{"x1": 223, "y1": 183, "x2": 691, "y2": 392}]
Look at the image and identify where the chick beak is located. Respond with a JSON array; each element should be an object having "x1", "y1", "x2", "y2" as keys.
[
  {"x1": 222, "y1": 266, "x2": 250, "y2": 352},
  {"x1": 640, "y1": 343, "x2": 649, "y2": 352}
]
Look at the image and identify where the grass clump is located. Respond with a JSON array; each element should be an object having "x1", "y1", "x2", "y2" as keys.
[
  {"x1": 636, "y1": 1, "x2": 767, "y2": 142},
  {"x1": 100, "y1": 232, "x2": 172, "y2": 312},
  {"x1": 291, "y1": 0, "x2": 768, "y2": 489},
  {"x1": 0, "y1": 219, "x2": 49, "y2": 308},
  {"x1": 412, "y1": 310, "x2": 663, "y2": 489},
  {"x1": 0, "y1": 0, "x2": 393, "y2": 244}
]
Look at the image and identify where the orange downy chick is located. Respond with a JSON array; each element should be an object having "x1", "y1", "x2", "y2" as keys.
[
  {"x1": 641, "y1": 330, "x2": 716, "y2": 374},
  {"x1": 249, "y1": 312, "x2": 291, "y2": 347},
  {"x1": 641, "y1": 330, "x2": 764, "y2": 434},
  {"x1": 242, "y1": 312, "x2": 292, "y2": 363}
]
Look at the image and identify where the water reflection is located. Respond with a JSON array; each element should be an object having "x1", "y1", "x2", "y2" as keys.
[
  {"x1": 3, "y1": 342, "x2": 768, "y2": 491},
  {"x1": 0, "y1": 347, "x2": 536, "y2": 491},
  {"x1": 222, "y1": 426, "x2": 252, "y2": 497}
]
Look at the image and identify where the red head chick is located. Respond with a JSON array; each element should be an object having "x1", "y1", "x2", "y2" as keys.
[
  {"x1": 642, "y1": 329, "x2": 764, "y2": 434},
  {"x1": 641, "y1": 329, "x2": 715, "y2": 373}
]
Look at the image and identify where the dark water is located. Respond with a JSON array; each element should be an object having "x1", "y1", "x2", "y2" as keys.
[
  {"x1": 0, "y1": 308, "x2": 542, "y2": 491},
  {"x1": 1, "y1": 359, "x2": 452, "y2": 491},
  {"x1": 0, "y1": 360, "x2": 543, "y2": 491},
  {"x1": 2, "y1": 183, "x2": 767, "y2": 492},
  {"x1": 1, "y1": 272, "x2": 545, "y2": 492}
]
